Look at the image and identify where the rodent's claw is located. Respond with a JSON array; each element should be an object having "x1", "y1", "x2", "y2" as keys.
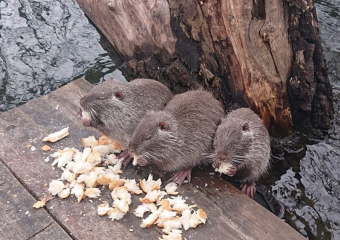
[
  {"x1": 168, "y1": 168, "x2": 193, "y2": 186},
  {"x1": 240, "y1": 181, "x2": 256, "y2": 199},
  {"x1": 81, "y1": 119, "x2": 92, "y2": 127},
  {"x1": 226, "y1": 166, "x2": 237, "y2": 177},
  {"x1": 212, "y1": 160, "x2": 221, "y2": 169},
  {"x1": 118, "y1": 150, "x2": 133, "y2": 168}
]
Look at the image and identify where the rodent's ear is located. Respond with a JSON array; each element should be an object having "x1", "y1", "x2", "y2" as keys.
[
  {"x1": 114, "y1": 91, "x2": 124, "y2": 100},
  {"x1": 242, "y1": 123, "x2": 249, "y2": 131},
  {"x1": 158, "y1": 122, "x2": 169, "y2": 131}
]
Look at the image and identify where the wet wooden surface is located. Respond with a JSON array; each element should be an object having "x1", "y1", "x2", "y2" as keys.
[{"x1": 0, "y1": 78, "x2": 305, "y2": 240}]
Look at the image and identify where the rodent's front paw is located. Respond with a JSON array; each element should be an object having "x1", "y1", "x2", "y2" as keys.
[
  {"x1": 212, "y1": 160, "x2": 221, "y2": 169},
  {"x1": 225, "y1": 166, "x2": 237, "y2": 177}
]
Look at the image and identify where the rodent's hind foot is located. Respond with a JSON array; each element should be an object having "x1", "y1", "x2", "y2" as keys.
[
  {"x1": 168, "y1": 168, "x2": 193, "y2": 187},
  {"x1": 240, "y1": 181, "x2": 256, "y2": 199},
  {"x1": 118, "y1": 150, "x2": 133, "y2": 168}
]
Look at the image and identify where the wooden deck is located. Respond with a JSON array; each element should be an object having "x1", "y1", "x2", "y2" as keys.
[{"x1": 0, "y1": 78, "x2": 304, "y2": 240}]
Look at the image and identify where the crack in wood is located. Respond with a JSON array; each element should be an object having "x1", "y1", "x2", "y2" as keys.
[
  {"x1": 27, "y1": 222, "x2": 54, "y2": 240},
  {"x1": 0, "y1": 157, "x2": 76, "y2": 240}
]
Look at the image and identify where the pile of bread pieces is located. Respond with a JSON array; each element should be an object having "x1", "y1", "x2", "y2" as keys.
[{"x1": 36, "y1": 132, "x2": 207, "y2": 240}]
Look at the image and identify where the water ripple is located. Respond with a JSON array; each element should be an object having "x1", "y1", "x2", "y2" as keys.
[{"x1": 0, "y1": 0, "x2": 120, "y2": 113}]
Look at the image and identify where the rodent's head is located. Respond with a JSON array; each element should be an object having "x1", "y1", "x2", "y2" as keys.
[
  {"x1": 214, "y1": 116, "x2": 254, "y2": 167},
  {"x1": 128, "y1": 110, "x2": 180, "y2": 169},
  {"x1": 79, "y1": 79, "x2": 130, "y2": 128}
]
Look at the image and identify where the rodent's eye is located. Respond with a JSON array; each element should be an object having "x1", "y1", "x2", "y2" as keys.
[
  {"x1": 114, "y1": 91, "x2": 124, "y2": 100},
  {"x1": 145, "y1": 135, "x2": 152, "y2": 140},
  {"x1": 242, "y1": 123, "x2": 249, "y2": 131}
]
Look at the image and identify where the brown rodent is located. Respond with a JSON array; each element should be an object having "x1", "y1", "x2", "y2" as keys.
[
  {"x1": 213, "y1": 107, "x2": 270, "y2": 198},
  {"x1": 128, "y1": 90, "x2": 225, "y2": 185},
  {"x1": 78, "y1": 78, "x2": 173, "y2": 151}
]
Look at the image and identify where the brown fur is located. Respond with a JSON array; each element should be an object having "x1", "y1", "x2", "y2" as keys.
[
  {"x1": 79, "y1": 78, "x2": 173, "y2": 149},
  {"x1": 128, "y1": 90, "x2": 225, "y2": 172},
  {"x1": 213, "y1": 108, "x2": 271, "y2": 183}
]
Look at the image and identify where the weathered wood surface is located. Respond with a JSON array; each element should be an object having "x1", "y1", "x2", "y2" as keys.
[
  {"x1": 76, "y1": 0, "x2": 333, "y2": 137},
  {"x1": 0, "y1": 161, "x2": 71, "y2": 240},
  {"x1": 0, "y1": 78, "x2": 304, "y2": 239}
]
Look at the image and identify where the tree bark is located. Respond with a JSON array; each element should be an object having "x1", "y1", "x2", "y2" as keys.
[{"x1": 75, "y1": 0, "x2": 333, "y2": 137}]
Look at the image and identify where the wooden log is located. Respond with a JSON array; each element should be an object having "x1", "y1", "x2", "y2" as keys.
[{"x1": 75, "y1": 0, "x2": 333, "y2": 136}]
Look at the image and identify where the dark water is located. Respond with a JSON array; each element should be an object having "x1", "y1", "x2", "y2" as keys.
[
  {"x1": 263, "y1": 1, "x2": 340, "y2": 239},
  {"x1": 0, "y1": 0, "x2": 125, "y2": 113},
  {"x1": 0, "y1": 0, "x2": 340, "y2": 239}
]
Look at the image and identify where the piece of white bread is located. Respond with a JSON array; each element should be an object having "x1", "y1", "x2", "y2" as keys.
[
  {"x1": 109, "y1": 161, "x2": 123, "y2": 174},
  {"x1": 53, "y1": 149, "x2": 75, "y2": 168},
  {"x1": 139, "y1": 174, "x2": 162, "y2": 193},
  {"x1": 84, "y1": 188, "x2": 101, "y2": 198},
  {"x1": 162, "y1": 216, "x2": 182, "y2": 234},
  {"x1": 108, "y1": 208, "x2": 126, "y2": 220},
  {"x1": 160, "y1": 229, "x2": 182, "y2": 240},
  {"x1": 86, "y1": 151, "x2": 102, "y2": 166},
  {"x1": 81, "y1": 136, "x2": 97, "y2": 148},
  {"x1": 73, "y1": 161, "x2": 93, "y2": 174},
  {"x1": 165, "y1": 182, "x2": 179, "y2": 195},
  {"x1": 43, "y1": 127, "x2": 69, "y2": 142},
  {"x1": 48, "y1": 180, "x2": 65, "y2": 196},
  {"x1": 97, "y1": 201, "x2": 112, "y2": 216},
  {"x1": 124, "y1": 179, "x2": 142, "y2": 194},
  {"x1": 140, "y1": 206, "x2": 163, "y2": 228},
  {"x1": 155, "y1": 210, "x2": 177, "y2": 228},
  {"x1": 168, "y1": 196, "x2": 189, "y2": 213},
  {"x1": 215, "y1": 161, "x2": 233, "y2": 174},
  {"x1": 140, "y1": 190, "x2": 162, "y2": 204},
  {"x1": 58, "y1": 188, "x2": 71, "y2": 199},
  {"x1": 81, "y1": 147, "x2": 92, "y2": 162},
  {"x1": 112, "y1": 186, "x2": 131, "y2": 201},
  {"x1": 71, "y1": 182, "x2": 85, "y2": 203},
  {"x1": 134, "y1": 203, "x2": 158, "y2": 218}
]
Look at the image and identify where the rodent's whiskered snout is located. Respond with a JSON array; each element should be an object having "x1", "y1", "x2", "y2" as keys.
[{"x1": 216, "y1": 152, "x2": 227, "y2": 162}]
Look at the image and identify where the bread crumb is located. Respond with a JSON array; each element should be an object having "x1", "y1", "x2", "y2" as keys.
[
  {"x1": 165, "y1": 182, "x2": 178, "y2": 195},
  {"x1": 139, "y1": 174, "x2": 162, "y2": 193},
  {"x1": 42, "y1": 145, "x2": 51, "y2": 151},
  {"x1": 215, "y1": 161, "x2": 233, "y2": 174},
  {"x1": 48, "y1": 180, "x2": 65, "y2": 196},
  {"x1": 33, "y1": 201, "x2": 46, "y2": 209},
  {"x1": 43, "y1": 127, "x2": 69, "y2": 142},
  {"x1": 97, "y1": 201, "x2": 112, "y2": 216}
]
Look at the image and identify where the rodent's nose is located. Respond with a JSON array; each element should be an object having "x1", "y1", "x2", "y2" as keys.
[{"x1": 216, "y1": 152, "x2": 226, "y2": 162}]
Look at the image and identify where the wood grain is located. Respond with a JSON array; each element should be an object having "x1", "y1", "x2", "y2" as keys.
[{"x1": 0, "y1": 161, "x2": 71, "y2": 240}]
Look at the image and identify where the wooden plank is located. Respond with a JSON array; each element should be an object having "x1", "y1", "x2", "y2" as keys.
[
  {"x1": 30, "y1": 222, "x2": 72, "y2": 240},
  {"x1": 0, "y1": 161, "x2": 71, "y2": 240},
  {"x1": 0, "y1": 78, "x2": 305, "y2": 240}
]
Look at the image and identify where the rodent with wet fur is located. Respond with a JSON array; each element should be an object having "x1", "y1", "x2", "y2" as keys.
[
  {"x1": 128, "y1": 90, "x2": 225, "y2": 186},
  {"x1": 213, "y1": 107, "x2": 271, "y2": 198},
  {"x1": 78, "y1": 78, "x2": 173, "y2": 164}
]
